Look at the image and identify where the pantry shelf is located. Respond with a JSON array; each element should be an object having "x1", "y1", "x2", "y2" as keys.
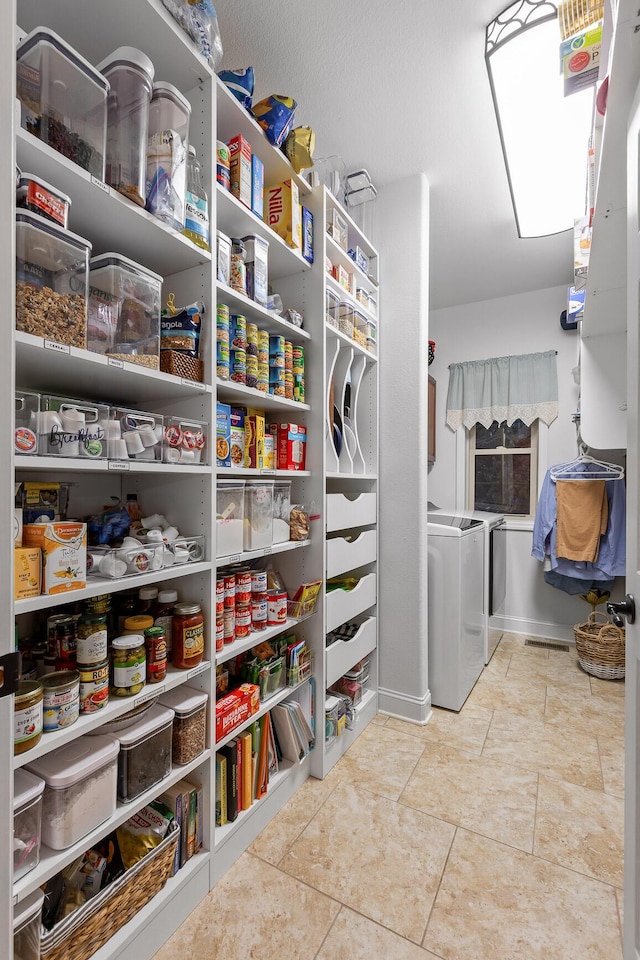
[
  {"x1": 325, "y1": 190, "x2": 378, "y2": 261},
  {"x1": 326, "y1": 274, "x2": 378, "y2": 326},
  {"x1": 213, "y1": 758, "x2": 297, "y2": 848},
  {"x1": 215, "y1": 618, "x2": 300, "y2": 666},
  {"x1": 216, "y1": 378, "x2": 310, "y2": 412},
  {"x1": 215, "y1": 282, "x2": 311, "y2": 341},
  {"x1": 216, "y1": 467, "x2": 311, "y2": 478},
  {"x1": 15, "y1": 456, "x2": 211, "y2": 475},
  {"x1": 13, "y1": 749, "x2": 212, "y2": 903},
  {"x1": 326, "y1": 234, "x2": 378, "y2": 290},
  {"x1": 215, "y1": 537, "x2": 311, "y2": 567},
  {"x1": 325, "y1": 321, "x2": 377, "y2": 362}
]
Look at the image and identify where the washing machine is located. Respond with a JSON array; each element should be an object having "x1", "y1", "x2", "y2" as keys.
[{"x1": 427, "y1": 515, "x2": 485, "y2": 711}]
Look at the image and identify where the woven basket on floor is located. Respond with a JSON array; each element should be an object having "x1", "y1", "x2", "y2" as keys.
[
  {"x1": 40, "y1": 820, "x2": 179, "y2": 960},
  {"x1": 574, "y1": 611, "x2": 625, "y2": 680}
]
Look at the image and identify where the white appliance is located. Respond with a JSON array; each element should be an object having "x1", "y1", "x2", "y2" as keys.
[
  {"x1": 428, "y1": 506, "x2": 506, "y2": 664},
  {"x1": 427, "y1": 515, "x2": 485, "y2": 710}
]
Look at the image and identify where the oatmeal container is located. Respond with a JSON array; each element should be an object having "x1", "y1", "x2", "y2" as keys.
[
  {"x1": 13, "y1": 769, "x2": 45, "y2": 881},
  {"x1": 160, "y1": 686, "x2": 208, "y2": 765}
]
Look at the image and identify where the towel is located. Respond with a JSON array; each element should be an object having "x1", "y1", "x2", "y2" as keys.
[{"x1": 555, "y1": 479, "x2": 608, "y2": 562}]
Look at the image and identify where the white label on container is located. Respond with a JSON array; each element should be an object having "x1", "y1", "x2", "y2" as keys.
[
  {"x1": 134, "y1": 686, "x2": 164, "y2": 708},
  {"x1": 108, "y1": 358, "x2": 124, "y2": 369},
  {"x1": 188, "y1": 662, "x2": 209, "y2": 680},
  {"x1": 108, "y1": 461, "x2": 130, "y2": 471},
  {"x1": 91, "y1": 176, "x2": 109, "y2": 193},
  {"x1": 44, "y1": 339, "x2": 70, "y2": 354}
]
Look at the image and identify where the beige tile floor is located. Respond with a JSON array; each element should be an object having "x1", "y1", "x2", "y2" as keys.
[{"x1": 153, "y1": 633, "x2": 625, "y2": 960}]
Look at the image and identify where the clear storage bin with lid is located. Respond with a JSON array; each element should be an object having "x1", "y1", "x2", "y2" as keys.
[
  {"x1": 17, "y1": 27, "x2": 108, "y2": 178},
  {"x1": 25, "y1": 734, "x2": 119, "y2": 849},
  {"x1": 16, "y1": 211, "x2": 91, "y2": 349},
  {"x1": 216, "y1": 479, "x2": 245, "y2": 557},
  {"x1": 244, "y1": 479, "x2": 274, "y2": 550},
  {"x1": 273, "y1": 478, "x2": 292, "y2": 543},
  {"x1": 146, "y1": 81, "x2": 191, "y2": 230},
  {"x1": 325, "y1": 288, "x2": 339, "y2": 329},
  {"x1": 13, "y1": 769, "x2": 45, "y2": 881},
  {"x1": 17, "y1": 172, "x2": 71, "y2": 229},
  {"x1": 159, "y1": 686, "x2": 208, "y2": 764},
  {"x1": 353, "y1": 311, "x2": 369, "y2": 348},
  {"x1": 15, "y1": 389, "x2": 40, "y2": 456},
  {"x1": 13, "y1": 889, "x2": 45, "y2": 960},
  {"x1": 163, "y1": 415, "x2": 208, "y2": 464},
  {"x1": 115, "y1": 703, "x2": 174, "y2": 803},
  {"x1": 338, "y1": 301, "x2": 354, "y2": 338},
  {"x1": 87, "y1": 253, "x2": 161, "y2": 365},
  {"x1": 98, "y1": 47, "x2": 155, "y2": 207}
]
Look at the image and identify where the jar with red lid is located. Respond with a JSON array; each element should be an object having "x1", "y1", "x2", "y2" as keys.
[{"x1": 172, "y1": 602, "x2": 204, "y2": 669}]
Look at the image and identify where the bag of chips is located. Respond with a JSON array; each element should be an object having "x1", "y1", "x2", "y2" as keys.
[
  {"x1": 252, "y1": 95, "x2": 297, "y2": 147},
  {"x1": 218, "y1": 67, "x2": 255, "y2": 109},
  {"x1": 284, "y1": 126, "x2": 316, "y2": 173}
]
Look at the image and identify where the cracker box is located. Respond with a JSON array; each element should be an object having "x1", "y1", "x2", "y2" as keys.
[
  {"x1": 215, "y1": 683, "x2": 260, "y2": 741},
  {"x1": 229, "y1": 407, "x2": 245, "y2": 468},
  {"x1": 244, "y1": 408, "x2": 265, "y2": 469},
  {"x1": 265, "y1": 180, "x2": 301, "y2": 250},
  {"x1": 251, "y1": 154, "x2": 264, "y2": 219},
  {"x1": 216, "y1": 401, "x2": 231, "y2": 467},
  {"x1": 301, "y1": 206, "x2": 314, "y2": 263},
  {"x1": 275, "y1": 422, "x2": 307, "y2": 471},
  {"x1": 23, "y1": 521, "x2": 87, "y2": 595},
  {"x1": 14, "y1": 547, "x2": 41, "y2": 600},
  {"x1": 228, "y1": 135, "x2": 252, "y2": 209}
]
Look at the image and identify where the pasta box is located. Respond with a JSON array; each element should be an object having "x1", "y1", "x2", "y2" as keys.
[{"x1": 215, "y1": 683, "x2": 260, "y2": 741}]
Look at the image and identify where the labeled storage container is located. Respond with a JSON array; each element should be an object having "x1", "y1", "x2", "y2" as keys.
[
  {"x1": 98, "y1": 47, "x2": 155, "y2": 207},
  {"x1": 16, "y1": 211, "x2": 91, "y2": 349},
  {"x1": 15, "y1": 389, "x2": 39, "y2": 456},
  {"x1": 87, "y1": 253, "x2": 161, "y2": 365},
  {"x1": 163, "y1": 416, "x2": 208, "y2": 464},
  {"x1": 17, "y1": 27, "x2": 109, "y2": 178},
  {"x1": 353, "y1": 311, "x2": 369, "y2": 347},
  {"x1": 39, "y1": 394, "x2": 110, "y2": 459},
  {"x1": 159, "y1": 686, "x2": 208, "y2": 764},
  {"x1": 13, "y1": 889, "x2": 45, "y2": 960},
  {"x1": 338, "y1": 302, "x2": 354, "y2": 338},
  {"x1": 25, "y1": 734, "x2": 119, "y2": 849},
  {"x1": 107, "y1": 406, "x2": 164, "y2": 461},
  {"x1": 326, "y1": 288, "x2": 339, "y2": 329},
  {"x1": 243, "y1": 234, "x2": 269, "y2": 306},
  {"x1": 146, "y1": 81, "x2": 191, "y2": 230},
  {"x1": 116, "y1": 703, "x2": 174, "y2": 803},
  {"x1": 13, "y1": 769, "x2": 45, "y2": 881},
  {"x1": 243, "y1": 479, "x2": 274, "y2": 550},
  {"x1": 273, "y1": 478, "x2": 292, "y2": 543},
  {"x1": 216, "y1": 480, "x2": 245, "y2": 558},
  {"x1": 17, "y1": 172, "x2": 71, "y2": 228}
]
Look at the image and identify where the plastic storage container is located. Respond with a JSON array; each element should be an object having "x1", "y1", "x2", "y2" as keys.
[
  {"x1": 216, "y1": 480, "x2": 245, "y2": 557},
  {"x1": 327, "y1": 208, "x2": 348, "y2": 250},
  {"x1": 39, "y1": 394, "x2": 110, "y2": 458},
  {"x1": 17, "y1": 172, "x2": 71, "y2": 228},
  {"x1": 107, "y1": 406, "x2": 164, "y2": 461},
  {"x1": 273, "y1": 478, "x2": 292, "y2": 544},
  {"x1": 337, "y1": 302, "x2": 354, "y2": 338},
  {"x1": 326, "y1": 288, "x2": 339, "y2": 329},
  {"x1": 87, "y1": 253, "x2": 162, "y2": 365},
  {"x1": 216, "y1": 229, "x2": 232, "y2": 285},
  {"x1": 15, "y1": 389, "x2": 40, "y2": 456},
  {"x1": 163, "y1": 416, "x2": 208, "y2": 464},
  {"x1": 353, "y1": 311, "x2": 369, "y2": 347},
  {"x1": 116, "y1": 703, "x2": 174, "y2": 802},
  {"x1": 17, "y1": 27, "x2": 108, "y2": 178},
  {"x1": 146, "y1": 81, "x2": 191, "y2": 230},
  {"x1": 13, "y1": 889, "x2": 45, "y2": 960},
  {"x1": 16, "y1": 211, "x2": 91, "y2": 349},
  {"x1": 159, "y1": 686, "x2": 208, "y2": 764},
  {"x1": 243, "y1": 479, "x2": 274, "y2": 550},
  {"x1": 13, "y1": 769, "x2": 45, "y2": 881},
  {"x1": 25, "y1": 734, "x2": 119, "y2": 849},
  {"x1": 98, "y1": 47, "x2": 155, "y2": 207},
  {"x1": 243, "y1": 234, "x2": 269, "y2": 306},
  {"x1": 183, "y1": 145, "x2": 210, "y2": 250}
]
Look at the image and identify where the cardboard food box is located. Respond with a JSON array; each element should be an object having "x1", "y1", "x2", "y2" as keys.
[
  {"x1": 265, "y1": 180, "x2": 301, "y2": 250},
  {"x1": 216, "y1": 401, "x2": 231, "y2": 467},
  {"x1": 244, "y1": 408, "x2": 265, "y2": 469},
  {"x1": 274, "y1": 422, "x2": 307, "y2": 471},
  {"x1": 251, "y1": 154, "x2": 264, "y2": 219},
  {"x1": 14, "y1": 547, "x2": 41, "y2": 600},
  {"x1": 215, "y1": 683, "x2": 260, "y2": 741},
  {"x1": 23, "y1": 521, "x2": 87, "y2": 595},
  {"x1": 228, "y1": 135, "x2": 252, "y2": 209}
]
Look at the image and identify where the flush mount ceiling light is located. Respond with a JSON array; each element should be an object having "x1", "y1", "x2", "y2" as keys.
[{"x1": 485, "y1": 0, "x2": 594, "y2": 238}]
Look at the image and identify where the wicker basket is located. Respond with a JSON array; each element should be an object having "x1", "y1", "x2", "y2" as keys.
[
  {"x1": 574, "y1": 611, "x2": 625, "y2": 680},
  {"x1": 160, "y1": 349, "x2": 204, "y2": 383},
  {"x1": 40, "y1": 820, "x2": 179, "y2": 960}
]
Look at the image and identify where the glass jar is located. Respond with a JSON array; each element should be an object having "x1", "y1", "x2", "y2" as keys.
[
  {"x1": 14, "y1": 681, "x2": 43, "y2": 755},
  {"x1": 110, "y1": 635, "x2": 146, "y2": 696},
  {"x1": 183, "y1": 145, "x2": 210, "y2": 251},
  {"x1": 137, "y1": 586, "x2": 158, "y2": 617},
  {"x1": 172, "y1": 602, "x2": 204, "y2": 670},
  {"x1": 98, "y1": 47, "x2": 155, "y2": 207},
  {"x1": 76, "y1": 612, "x2": 108, "y2": 666},
  {"x1": 123, "y1": 614, "x2": 154, "y2": 636},
  {"x1": 144, "y1": 625, "x2": 167, "y2": 683},
  {"x1": 145, "y1": 81, "x2": 191, "y2": 230},
  {"x1": 116, "y1": 591, "x2": 138, "y2": 633},
  {"x1": 152, "y1": 588, "x2": 178, "y2": 656},
  {"x1": 230, "y1": 238, "x2": 247, "y2": 296}
]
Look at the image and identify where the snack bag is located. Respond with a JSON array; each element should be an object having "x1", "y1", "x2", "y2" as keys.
[
  {"x1": 218, "y1": 67, "x2": 254, "y2": 109},
  {"x1": 252, "y1": 95, "x2": 297, "y2": 147},
  {"x1": 284, "y1": 126, "x2": 316, "y2": 173}
]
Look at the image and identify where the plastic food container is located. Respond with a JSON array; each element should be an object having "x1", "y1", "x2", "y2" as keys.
[
  {"x1": 242, "y1": 234, "x2": 269, "y2": 306},
  {"x1": 39, "y1": 394, "x2": 110, "y2": 458},
  {"x1": 163, "y1": 416, "x2": 208, "y2": 465},
  {"x1": 353, "y1": 311, "x2": 369, "y2": 347},
  {"x1": 146, "y1": 82, "x2": 191, "y2": 230},
  {"x1": 243, "y1": 479, "x2": 274, "y2": 550},
  {"x1": 327, "y1": 208, "x2": 348, "y2": 250},
  {"x1": 115, "y1": 703, "x2": 174, "y2": 802},
  {"x1": 13, "y1": 889, "x2": 45, "y2": 960},
  {"x1": 88, "y1": 253, "x2": 162, "y2": 365},
  {"x1": 13, "y1": 769, "x2": 45, "y2": 881},
  {"x1": 16, "y1": 211, "x2": 91, "y2": 348},
  {"x1": 17, "y1": 172, "x2": 71, "y2": 228},
  {"x1": 326, "y1": 289, "x2": 339, "y2": 329},
  {"x1": 15, "y1": 389, "x2": 39, "y2": 456},
  {"x1": 216, "y1": 480, "x2": 245, "y2": 557},
  {"x1": 25, "y1": 734, "x2": 119, "y2": 849},
  {"x1": 273, "y1": 479, "x2": 292, "y2": 543},
  {"x1": 17, "y1": 27, "x2": 108, "y2": 178},
  {"x1": 338, "y1": 302, "x2": 354, "y2": 338},
  {"x1": 98, "y1": 47, "x2": 155, "y2": 207},
  {"x1": 159, "y1": 686, "x2": 208, "y2": 765},
  {"x1": 217, "y1": 229, "x2": 232, "y2": 285},
  {"x1": 107, "y1": 406, "x2": 164, "y2": 461}
]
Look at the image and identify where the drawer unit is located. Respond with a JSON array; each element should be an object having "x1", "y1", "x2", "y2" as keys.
[
  {"x1": 326, "y1": 529, "x2": 376, "y2": 579},
  {"x1": 326, "y1": 616, "x2": 377, "y2": 688},
  {"x1": 326, "y1": 492, "x2": 376, "y2": 532},
  {"x1": 326, "y1": 572, "x2": 377, "y2": 633}
]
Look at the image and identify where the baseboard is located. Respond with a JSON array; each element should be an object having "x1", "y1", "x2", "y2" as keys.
[
  {"x1": 378, "y1": 685, "x2": 432, "y2": 725},
  {"x1": 490, "y1": 614, "x2": 575, "y2": 644}
]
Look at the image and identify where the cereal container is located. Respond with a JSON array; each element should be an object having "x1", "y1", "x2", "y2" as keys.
[
  {"x1": 16, "y1": 211, "x2": 91, "y2": 349},
  {"x1": 13, "y1": 769, "x2": 45, "y2": 881},
  {"x1": 88, "y1": 253, "x2": 162, "y2": 365},
  {"x1": 243, "y1": 479, "x2": 274, "y2": 550},
  {"x1": 17, "y1": 27, "x2": 108, "y2": 178},
  {"x1": 146, "y1": 82, "x2": 191, "y2": 230},
  {"x1": 159, "y1": 686, "x2": 208, "y2": 765}
]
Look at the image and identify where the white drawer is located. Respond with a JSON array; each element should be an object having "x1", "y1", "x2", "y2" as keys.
[
  {"x1": 326, "y1": 572, "x2": 377, "y2": 633},
  {"x1": 326, "y1": 616, "x2": 377, "y2": 688},
  {"x1": 326, "y1": 529, "x2": 377, "y2": 579},
  {"x1": 326, "y1": 492, "x2": 377, "y2": 532}
]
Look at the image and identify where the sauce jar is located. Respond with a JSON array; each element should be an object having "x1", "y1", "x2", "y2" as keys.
[
  {"x1": 123, "y1": 614, "x2": 154, "y2": 636},
  {"x1": 144, "y1": 625, "x2": 168, "y2": 683},
  {"x1": 172, "y1": 603, "x2": 204, "y2": 670},
  {"x1": 14, "y1": 680, "x2": 43, "y2": 755},
  {"x1": 111, "y1": 635, "x2": 146, "y2": 696}
]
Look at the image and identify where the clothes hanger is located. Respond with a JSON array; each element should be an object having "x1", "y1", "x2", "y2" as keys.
[{"x1": 549, "y1": 443, "x2": 625, "y2": 482}]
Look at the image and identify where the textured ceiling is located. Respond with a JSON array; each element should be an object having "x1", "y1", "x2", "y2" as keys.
[{"x1": 214, "y1": 0, "x2": 573, "y2": 309}]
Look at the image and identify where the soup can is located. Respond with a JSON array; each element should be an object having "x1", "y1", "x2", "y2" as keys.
[
  {"x1": 234, "y1": 603, "x2": 251, "y2": 639},
  {"x1": 251, "y1": 570, "x2": 268, "y2": 594},
  {"x1": 246, "y1": 322, "x2": 258, "y2": 356},
  {"x1": 267, "y1": 591, "x2": 288, "y2": 625},
  {"x1": 42, "y1": 669, "x2": 80, "y2": 731},
  {"x1": 292, "y1": 345, "x2": 305, "y2": 375},
  {"x1": 223, "y1": 608, "x2": 235, "y2": 642},
  {"x1": 251, "y1": 594, "x2": 268, "y2": 630},
  {"x1": 235, "y1": 569, "x2": 252, "y2": 604},
  {"x1": 224, "y1": 573, "x2": 236, "y2": 609},
  {"x1": 78, "y1": 661, "x2": 109, "y2": 714},
  {"x1": 231, "y1": 314, "x2": 247, "y2": 349},
  {"x1": 216, "y1": 577, "x2": 225, "y2": 616},
  {"x1": 216, "y1": 616, "x2": 224, "y2": 652}
]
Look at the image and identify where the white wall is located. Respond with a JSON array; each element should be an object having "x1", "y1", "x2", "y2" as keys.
[{"x1": 429, "y1": 285, "x2": 624, "y2": 641}]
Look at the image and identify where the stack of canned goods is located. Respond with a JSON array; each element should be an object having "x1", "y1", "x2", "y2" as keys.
[
  {"x1": 230, "y1": 313, "x2": 247, "y2": 384},
  {"x1": 269, "y1": 335, "x2": 285, "y2": 397},
  {"x1": 215, "y1": 565, "x2": 290, "y2": 650},
  {"x1": 292, "y1": 345, "x2": 305, "y2": 402},
  {"x1": 246, "y1": 321, "x2": 258, "y2": 388},
  {"x1": 217, "y1": 302, "x2": 230, "y2": 379}
]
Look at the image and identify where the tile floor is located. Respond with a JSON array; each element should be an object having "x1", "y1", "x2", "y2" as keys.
[{"x1": 153, "y1": 632, "x2": 625, "y2": 960}]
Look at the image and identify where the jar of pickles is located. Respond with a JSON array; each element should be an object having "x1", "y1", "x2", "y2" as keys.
[{"x1": 110, "y1": 635, "x2": 146, "y2": 697}]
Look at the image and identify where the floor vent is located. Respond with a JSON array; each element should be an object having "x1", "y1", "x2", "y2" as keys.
[{"x1": 524, "y1": 639, "x2": 569, "y2": 652}]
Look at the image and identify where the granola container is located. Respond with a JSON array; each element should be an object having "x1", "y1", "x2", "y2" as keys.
[
  {"x1": 17, "y1": 172, "x2": 71, "y2": 228},
  {"x1": 16, "y1": 210, "x2": 90, "y2": 349},
  {"x1": 87, "y1": 253, "x2": 161, "y2": 365}
]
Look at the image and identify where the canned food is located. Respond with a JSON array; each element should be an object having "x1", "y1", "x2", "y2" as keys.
[
  {"x1": 224, "y1": 574, "x2": 236, "y2": 608},
  {"x1": 284, "y1": 340, "x2": 293, "y2": 370},
  {"x1": 231, "y1": 315, "x2": 247, "y2": 349},
  {"x1": 251, "y1": 570, "x2": 268, "y2": 593},
  {"x1": 234, "y1": 603, "x2": 251, "y2": 639},
  {"x1": 235, "y1": 570, "x2": 252, "y2": 604},
  {"x1": 246, "y1": 322, "x2": 258, "y2": 356},
  {"x1": 78, "y1": 661, "x2": 109, "y2": 714},
  {"x1": 217, "y1": 303, "x2": 230, "y2": 342},
  {"x1": 292, "y1": 345, "x2": 305, "y2": 374},
  {"x1": 293, "y1": 374, "x2": 305, "y2": 402},
  {"x1": 216, "y1": 615, "x2": 224, "y2": 652},
  {"x1": 267, "y1": 590, "x2": 288, "y2": 625},
  {"x1": 42, "y1": 669, "x2": 80, "y2": 731},
  {"x1": 48, "y1": 614, "x2": 77, "y2": 663},
  {"x1": 14, "y1": 680, "x2": 43, "y2": 754},
  {"x1": 216, "y1": 141, "x2": 230, "y2": 189},
  {"x1": 251, "y1": 595, "x2": 268, "y2": 630},
  {"x1": 216, "y1": 577, "x2": 225, "y2": 617},
  {"x1": 223, "y1": 608, "x2": 236, "y2": 642},
  {"x1": 111, "y1": 635, "x2": 146, "y2": 697}
]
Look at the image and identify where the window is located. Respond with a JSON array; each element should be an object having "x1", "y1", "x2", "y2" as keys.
[{"x1": 468, "y1": 419, "x2": 539, "y2": 516}]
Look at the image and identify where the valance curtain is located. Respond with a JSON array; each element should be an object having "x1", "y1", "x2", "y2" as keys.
[{"x1": 446, "y1": 350, "x2": 558, "y2": 431}]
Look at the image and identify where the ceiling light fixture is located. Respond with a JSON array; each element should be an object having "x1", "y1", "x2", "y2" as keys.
[{"x1": 485, "y1": 0, "x2": 594, "y2": 238}]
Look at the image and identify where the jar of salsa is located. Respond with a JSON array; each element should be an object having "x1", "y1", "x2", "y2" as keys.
[
  {"x1": 172, "y1": 602, "x2": 204, "y2": 670},
  {"x1": 144, "y1": 625, "x2": 167, "y2": 683}
]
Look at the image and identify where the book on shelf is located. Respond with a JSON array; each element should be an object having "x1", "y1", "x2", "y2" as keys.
[
  {"x1": 215, "y1": 753, "x2": 227, "y2": 827},
  {"x1": 239, "y1": 730, "x2": 254, "y2": 811},
  {"x1": 195, "y1": 782, "x2": 204, "y2": 853},
  {"x1": 219, "y1": 739, "x2": 239, "y2": 822},
  {"x1": 256, "y1": 712, "x2": 271, "y2": 799},
  {"x1": 234, "y1": 735, "x2": 243, "y2": 814},
  {"x1": 158, "y1": 783, "x2": 186, "y2": 875}
]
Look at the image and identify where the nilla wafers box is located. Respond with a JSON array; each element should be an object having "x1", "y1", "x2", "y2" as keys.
[{"x1": 265, "y1": 180, "x2": 301, "y2": 250}]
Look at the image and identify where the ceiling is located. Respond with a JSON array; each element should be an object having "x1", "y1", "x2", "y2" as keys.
[{"x1": 214, "y1": 0, "x2": 574, "y2": 310}]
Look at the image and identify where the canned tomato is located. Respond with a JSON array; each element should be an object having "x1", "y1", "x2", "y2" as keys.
[
  {"x1": 224, "y1": 574, "x2": 236, "y2": 609},
  {"x1": 251, "y1": 570, "x2": 267, "y2": 594},
  {"x1": 251, "y1": 594, "x2": 268, "y2": 630},
  {"x1": 234, "y1": 603, "x2": 252, "y2": 638},
  {"x1": 223, "y1": 608, "x2": 235, "y2": 642},
  {"x1": 216, "y1": 577, "x2": 225, "y2": 616},
  {"x1": 42, "y1": 670, "x2": 80, "y2": 731},
  {"x1": 78, "y1": 661, "x2": 109, "y2": 714},
  {"x1": 267, "y1": 591, "x2": 288, "y2": 625},
  {"x1": 235, "y1": 570, "x2": 251, "y2": 604},
  {"x1": 216, "y1": 616, "x2": 224, "y2": 652}
]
